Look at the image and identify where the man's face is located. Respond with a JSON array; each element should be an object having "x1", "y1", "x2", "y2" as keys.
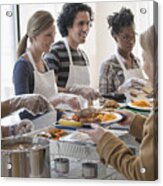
[{"x1": 68, "y1": 11, "x2": 92, "y2": 46}]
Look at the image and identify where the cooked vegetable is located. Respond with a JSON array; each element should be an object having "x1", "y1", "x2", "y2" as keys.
[{"x1": 58, "y1": 119, "x2": 83, "y2": 127}]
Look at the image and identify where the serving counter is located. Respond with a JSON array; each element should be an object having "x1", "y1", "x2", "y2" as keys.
[{"x1": 1, "y1": 104, "x2": 145, "y2": 179}]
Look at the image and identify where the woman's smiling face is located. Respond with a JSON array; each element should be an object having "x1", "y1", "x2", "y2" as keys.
[{"x1": 33, "y1": 24, "x2": 56, "y2": 53}]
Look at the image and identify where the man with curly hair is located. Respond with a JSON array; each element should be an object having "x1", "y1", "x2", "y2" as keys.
[{"x1": 44, "y1": 3, "x2": 94, "y2": 92}]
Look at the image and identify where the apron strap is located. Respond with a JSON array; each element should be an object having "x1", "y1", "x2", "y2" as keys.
[
  {"x1": 41, "y1": 53, "x2": 50, "y2": 71},
  {"x1": 27, "y1": 50, "x2": 37, "y2": 71},
  {"x1": 63, "y1": 37, "x2": 73, "y2": 65},
  {"x1": 115, "y1": 50, "x2": 127, "y2": 73},
  {"x1": 80, "y1": 50, "x2": 89, "y2": 66},
  {"x1": 27, "y1": 50, "x2": 50, "y2": 71},
  {"x1": 115, "y1": 50, "x2": 142, "y2": 72}
]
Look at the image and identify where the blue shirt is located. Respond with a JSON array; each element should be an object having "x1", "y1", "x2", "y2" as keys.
[{"x1": 13, "y1": 57, "x2": 34, "y2": 95}]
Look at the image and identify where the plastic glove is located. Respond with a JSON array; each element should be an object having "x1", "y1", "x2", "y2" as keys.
[
  {"x1": 68, "y1": 84, "x2": 100, "y2": 101},
  {"x1": 50, "y1": 93, "x2": 81, "y2": 110},
  {"x1": 10, "y1": 94, "x2": 53, "y2": 116},
  {"x1": 2, "y1": 119, "x2": 33, "y2": 137},
  {"x1": 118, "y1": 78, "x2": 147, "y2": 93},
  {"x1": 15, "y1": 119, "x2": 33, "y2": 135}
]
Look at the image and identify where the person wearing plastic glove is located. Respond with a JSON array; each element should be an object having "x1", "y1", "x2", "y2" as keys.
[
  {"x1": 67, "y1": 84, "x2": 100, "y2": 106},
  {"x1": 44, "y1": 4, "x2": 100, "y2": 103},
  {"x1": 118, "y1": 77, "x2": 147, "y2": 93},
  {"x1": 1, "y1": 94, "x2": 53, "y2": 118},
  {"x1": 1, "y1": 119, "x2": 33, "y2": 138},
  {"x1": 1, "y1": 94, "x2": 53, "y2": 138},
  {"x1": 50, "y1": 93, "x2": 81, "y2": 111},
  {"x1": 99, "y1": 8, "x2": 145, "y2": 94},
  {"x1": 79, "y1": 25, "x2": 158, "y2": 180},
  {"x1": 13, "y1": 10, "x2": 82, "y2": 111}
]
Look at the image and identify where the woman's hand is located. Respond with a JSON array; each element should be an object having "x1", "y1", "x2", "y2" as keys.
[
  {"x1": 79, "y1": 87, "x2": 100, "y2": 101},
  {"x1": 15, "y1": 119, "x2": 33, "y2": 135},
  {"x1": 50, "y1": 93, "x2": 81, "y2": 110},
  {"x1": 10, "y1": 94, "x2": 53, "y2": 115},
  {"x1": 118, "y1": 77, "x2": 147, "y2": 93},
  {"x1": 79, "y1": 123, "x2": 106, "y2": 144},
  {"x1": 69, "y1": 85, "x2": 100, "y2": 101},
  {"x1": 64, "y1": 96, "x2": 81, "y2": 110}
]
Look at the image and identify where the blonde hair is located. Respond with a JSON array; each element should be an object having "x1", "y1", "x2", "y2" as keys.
[
  {"x1": 17, "y1": 10, "x2": 54, "y2": 58},
  {"x1": 140, "y1": 25, "x2": 157, "y2": 63}
]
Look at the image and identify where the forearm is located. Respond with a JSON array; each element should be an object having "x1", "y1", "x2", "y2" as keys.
[
  {"x1": 129, "y1": 114, "x2": 146, "y2": 140},
  {"x1": 96, "y1": 132, "x2": 148, "y2": 180}
]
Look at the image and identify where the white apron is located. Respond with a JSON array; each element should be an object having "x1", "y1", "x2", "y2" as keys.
[
  {"x1": 115, "y1": 51, "x2": 145, "y2": 81},
  {"x1": 63, "y1": 37, "x2": 91, "y2": 88},
  {"x1": 27, "y1": 50, "x2": 58, "y2": 101}
]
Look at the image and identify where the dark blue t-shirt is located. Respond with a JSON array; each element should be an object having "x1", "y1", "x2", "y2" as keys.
[
  {"x1": 13, "y1": 57, "x2": 35, "y2": 120},
  {"x1": 13, "y1": 57, "x2": 34, "y2": 95}
]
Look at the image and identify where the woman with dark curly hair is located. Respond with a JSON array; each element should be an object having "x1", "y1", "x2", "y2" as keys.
[
  {"x1": 44, "y1": 4, "x2": 99, "y2": 103},
  {"x1": 99, "y1": 7, "x2": 145, "y2": 94}
]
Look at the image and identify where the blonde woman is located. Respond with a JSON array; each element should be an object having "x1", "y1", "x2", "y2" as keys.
[
  {"x1": 80, "y1": 25, "x2": 158, "y2": 180},
  {"x1": 13, "y1": 10, "x2": 81, "y2": 110}
]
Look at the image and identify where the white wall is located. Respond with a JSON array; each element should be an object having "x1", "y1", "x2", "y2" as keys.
[
  {"x1": 90, "y1": 1, "x2": 154, "y2": 89},
  {"x1": 1, "y1": 1, "x2": 154, "y2": 100}
]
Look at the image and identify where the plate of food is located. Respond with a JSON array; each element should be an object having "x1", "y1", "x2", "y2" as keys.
[
  {"x1": 83, "y1": 112, "x2": 123, "y2": 125},
  {"x1": 57, "y1": 107, "x2": 124, "y2": 129},
  {"x1": 127, "y1": 100, "x2": 153, "y2": 111},
  {"x1": 37, "y1": 127, "x2": 68, "y2": 140},
  {"x1": 70, "y1": 111, "x2": 123, "y2": 125}
]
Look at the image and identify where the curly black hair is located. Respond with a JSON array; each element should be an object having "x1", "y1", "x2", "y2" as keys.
[
  {"x1": 57, "y1": 3, "x2": 93, "y2": 37},
  {"x1": 107, "y1": 7, "x2": 134, "y2": 36}
]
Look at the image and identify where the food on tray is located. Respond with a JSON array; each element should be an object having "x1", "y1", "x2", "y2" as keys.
[
  {"x1": 75, "y1": 107, "x2": 98, "y2": 118},
  {"x1": 58, "y1": 119, "x2": 83, "y2": 127},
  {"x1": 72, "y1": 112, "x2": 117, "y2": 123},
  {"x1": 103, "y1": 99, "x2": 120, "y2": 109},
  {"x1": 131, "y1": 100, "x2": 151, "y2": 108},
  {"x1": 95, "y1": 113, "x2": 117, "y2": 122},
  {"x1": 38, "y1": 128, "x2": 67, "y2": 140}
]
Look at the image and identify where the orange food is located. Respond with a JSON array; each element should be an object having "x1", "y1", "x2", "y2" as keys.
[
  {"x1": 95, "y1": 114, "x2": 104, "y2": 120},
  {"x1": 38, "y1": 128, "x2": 67, "y2": 140},
  {"x1": 84, "y1": 113, "x2": 117, "y2": 123},
  {"x1": 101, "y1": 113, "x2": 117, "y2": 122},
  {"x1": 72, "y1": 114, "x2": 80, "y2": 121},
  {"x1": 132, "y1": 100, "x2": 151, "y2": 107}
]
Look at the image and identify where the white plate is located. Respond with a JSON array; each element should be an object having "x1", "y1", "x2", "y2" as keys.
[
  {"x1": 84, "y1": 112, "x2": 123, "y2": 125},
  {"x1": 100, "y1": 112, "x2": 123, "y2": 125},
  {"x1": 127, "y1": 102, "x2": 152, "y2": 111}
]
